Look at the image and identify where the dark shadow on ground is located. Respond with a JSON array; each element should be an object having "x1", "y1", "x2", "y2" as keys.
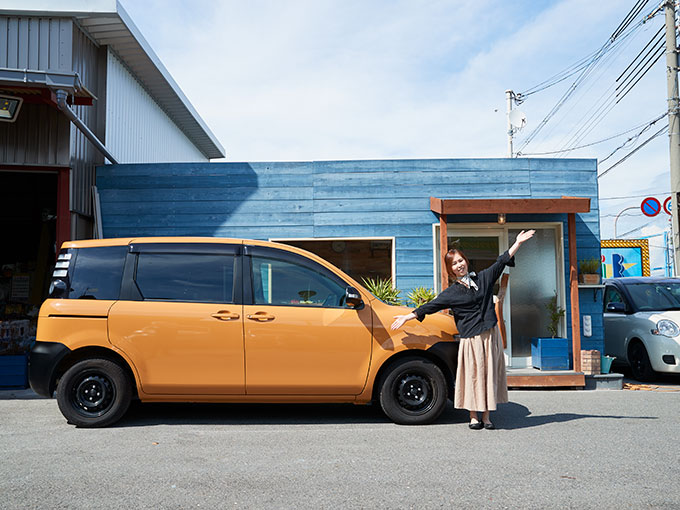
[
  {"x1": 113, "y1": 401, "x2": 472, "y2": 428},
  {"x1": 493, "y1": 401, "x2": 656, "y2": 430}
]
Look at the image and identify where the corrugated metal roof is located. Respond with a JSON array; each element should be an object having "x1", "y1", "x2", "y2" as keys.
[{"x1": 0, "y1": 0, "x2": 226, "y2": 159}]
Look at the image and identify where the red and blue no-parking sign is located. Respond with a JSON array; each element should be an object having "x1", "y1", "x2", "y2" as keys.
[
  {"x1": 663, "y1": 196, "x2": 672, "y2": 215},
  {"x1": 641, "y1": 197, "x2": 661, "y2": 217}
]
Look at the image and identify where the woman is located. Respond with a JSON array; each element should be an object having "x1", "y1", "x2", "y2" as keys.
[{"x1": 391, "y1": 229, "x2": 535, "y2": 430}]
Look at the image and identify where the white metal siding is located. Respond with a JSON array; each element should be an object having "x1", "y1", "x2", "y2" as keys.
[{"x1": 105, "y1": 49, "x2": 207, "y2": 163}]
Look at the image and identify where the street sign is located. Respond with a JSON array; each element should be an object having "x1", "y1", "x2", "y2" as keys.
[
  {"x1": 641, "y1": 197, "x2": 661, "y2": 217},
  {"x1": 664, "y1": 196, "x2": 672, "y2": 215}
]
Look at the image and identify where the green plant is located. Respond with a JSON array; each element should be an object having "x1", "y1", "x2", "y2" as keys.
[
  {"x1": 578, "y1": 257, "x2": 601, "y2": 275},
  {"x1": 361, "y1": 277, "x2": 402, "y2": 305},
  {"x1": 546, "y1": 292, "x2": 565, "y2": 338},
  {"x1": 407, "y1": 286, "x2": 437, "y2": 307}
]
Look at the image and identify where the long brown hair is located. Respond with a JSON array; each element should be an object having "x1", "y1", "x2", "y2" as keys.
[{"x1": 444, "y1": 248, "x2": 470, "y2": 281}]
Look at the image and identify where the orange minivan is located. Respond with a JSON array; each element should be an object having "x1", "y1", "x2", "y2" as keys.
[{"x1": 29, "y1": 238, "x2": 458, "y2": 427}]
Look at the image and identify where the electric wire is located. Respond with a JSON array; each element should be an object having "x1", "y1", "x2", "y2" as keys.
[
  {"x1": 516, "y1": 20, "x2": 647, "y2": 154},
  {"x1": 598, "y1": 112, "x2": 668, "y2": 163},
  {"x1": 515, "y1": 3, "x2": 665, "y2": 156},
  {"x1": 554, "y1": 24, "x2": 664, "y2": 155},
  {"x1": 616, "y1": 42, "x2": 666, "y2": 103},
  {"x1": 611, "y1": 0, "x2": 650, "y2": 41},
  {"x1": 597, "y1": 124, "x2": 668, "y2": 178},
  {"x1": 600, "y1": 191, "x2": 670, "y2": 200},
  {"x1": 519, "y1": 112, "x2": 666, "y2": 155}
]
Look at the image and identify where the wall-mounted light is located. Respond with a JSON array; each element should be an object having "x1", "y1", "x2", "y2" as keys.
[
  {"x1": 497, "y1": 213, "x2": 506, "y2": 225},
  {"x1": 0, "y1": 94, "x2": 23, "y2": 122}
]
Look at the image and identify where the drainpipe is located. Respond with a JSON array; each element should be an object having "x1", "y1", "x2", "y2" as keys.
[{"x1": 55, "y1": 89, "x2": 119, "y2": 164}]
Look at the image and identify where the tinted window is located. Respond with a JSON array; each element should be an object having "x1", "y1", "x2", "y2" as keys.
[
  {"x1": 251, "y1": 256, "x2": 345, "y2": 307},
  {"x1": 626, "y1": 282, "x2": 680, "y2": 311},
  {"x1": 135, "y1": 253, "x2": 235, "y2": 303},
  {"x1": 603, "y1": 287, "x2": 625, "y2": 307},
  {"x1": 70, "y1": 246, "x2": 127, "y2": 300}
]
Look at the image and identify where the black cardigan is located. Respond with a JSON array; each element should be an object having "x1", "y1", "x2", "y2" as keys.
[{"x1": 413, "y1": 251, "x2": 515, "y2": 338}]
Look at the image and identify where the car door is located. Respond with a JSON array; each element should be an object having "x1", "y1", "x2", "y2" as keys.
[
  {"x1": 108, "y1": 242, "x2": 245, "y2": 395},
  {"x1": 603, "y1": 285, "x2": 631, "y2": 359},
  {"x1": 242, "y1": 245, "x2": 372, "y2": 395}
]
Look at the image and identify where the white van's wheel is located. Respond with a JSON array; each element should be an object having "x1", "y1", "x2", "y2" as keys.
[
  {"x1": 56, "y1": 359, "x2": 132, "y2": 428},
  {"x1": 379, "y1": 357, "x2": 448, "y2": 425}
]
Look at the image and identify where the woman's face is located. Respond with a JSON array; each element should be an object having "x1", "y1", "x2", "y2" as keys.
[{"x1": 450, "y1": 253, "x2": 468, "y2": 278}]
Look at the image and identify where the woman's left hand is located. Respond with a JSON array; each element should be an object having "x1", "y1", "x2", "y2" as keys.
[{"x1": 515, "y1": 229, "x2": 536, "y2": 244}]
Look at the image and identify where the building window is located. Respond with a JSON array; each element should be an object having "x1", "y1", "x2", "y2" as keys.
[{"x1": 274, "y1": 238, "x2": 394, "y2": 283}]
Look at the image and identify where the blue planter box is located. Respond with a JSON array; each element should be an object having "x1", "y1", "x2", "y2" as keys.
[
  {"x1": 531, "y1": 337, "x2": 570, "y2": 370},
  {"x1": 0, "y1": 354, "x2": 29, "y2": 389}
]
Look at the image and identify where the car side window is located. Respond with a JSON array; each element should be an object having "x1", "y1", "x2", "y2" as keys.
[
  {"x1": 251, "y1": 255, "x2": 346, "y2": 307},
  {"x1": 135, "y1": 253, "x2": 236, "y2": 303},
  {"x1": 603, "y1": 286, "x2": 626, "y2": 311},
  {"x1": 69, "y1": 246, "x2": 127, "y2": 300}
]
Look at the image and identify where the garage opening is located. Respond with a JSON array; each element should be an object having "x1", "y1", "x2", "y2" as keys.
[{"x1": 0, "y1": 171, "x2": 57, "y2": 355}]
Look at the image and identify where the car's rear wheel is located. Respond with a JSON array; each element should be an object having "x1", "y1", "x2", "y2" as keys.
[
  {"x1": 379, "y1": 357, "x2": 448, "y2": 425},
  {"x1": 56, "y1": 358, "x2": 132, "y2": 427},
  {"x1": 629, "y1": 342, "x2": 655, "y2": 382}
]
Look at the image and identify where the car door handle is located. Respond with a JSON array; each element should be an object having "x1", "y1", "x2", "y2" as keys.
[
  {"x1": 246, "y1": 312, "x2": 275, "y2": 321},
  {"x1": 211, "y1": 311, "x2": 240, "y2": 321}
]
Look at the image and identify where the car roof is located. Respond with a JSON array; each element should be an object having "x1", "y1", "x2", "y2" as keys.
[{"x1": 605, "y1": 276, "x2": 680, "y2": 285}]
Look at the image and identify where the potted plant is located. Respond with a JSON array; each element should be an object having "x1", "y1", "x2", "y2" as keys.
[
  {"x1": 531, "y1": 293, "x2": 570, "y2": 370},
  {"x1": 406, "y1": 286, "x2": 436, "y2": 307},
  {"x1": 361, "y1": 277, "x2": 402, "y2": 305},
  {"x1": 578, "y1": 257, "x2": 602, "y2": 285}
]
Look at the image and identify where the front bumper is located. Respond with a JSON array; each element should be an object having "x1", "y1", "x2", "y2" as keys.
[{"x1": 28, "y1": 341, "x2": 71, "y2": 397}]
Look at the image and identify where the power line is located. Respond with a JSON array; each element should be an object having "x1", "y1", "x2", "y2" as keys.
[
  {"x1": 597, "y1": 124, "x2": 669, "y2": 178},
  {"x1": 600, "y1": 191, "x2": 669, "y2": 200},
  {"x1": 598, "y1": 111, "x2": 667, "y2": 163},
  {"x1": 516, "y1": 20, "x2": 647, "y2": 153},
  {"x1": 519, "y1": 112, "x2": 666, "y2": 155}
]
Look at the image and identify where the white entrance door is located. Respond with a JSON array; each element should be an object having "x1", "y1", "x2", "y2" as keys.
[{"x1": 435, "y1": 224, "x2": 564, "y2": 368}]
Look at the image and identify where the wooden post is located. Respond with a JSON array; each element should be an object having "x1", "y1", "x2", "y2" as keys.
[
  {"x1": 568, "y1": 213, "x2": 582, "y2": 372},
  {"x1": 440, "y1": 215, "x2": 448, "y2": 291}
]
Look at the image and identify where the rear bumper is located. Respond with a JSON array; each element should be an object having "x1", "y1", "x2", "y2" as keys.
[{"x1": 28, "y1": 341, "x2": 71, "y2": 397}]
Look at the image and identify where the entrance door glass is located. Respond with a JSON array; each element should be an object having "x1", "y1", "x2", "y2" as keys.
[
  {"x1": 508, "y1": 228, "x2": 560, "y2": 358},
  {"x1": 448, "y1": 236, "x2": 501, "y2": 291}
]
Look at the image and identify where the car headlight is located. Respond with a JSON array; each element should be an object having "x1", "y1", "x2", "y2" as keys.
[{"x1": 652, "y1": 319, "x2": 680, "y2": 337}]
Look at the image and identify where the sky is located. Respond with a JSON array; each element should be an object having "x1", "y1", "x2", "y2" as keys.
[{"x1": 121, "y1": 0, "x2": 674, "y2": 274}]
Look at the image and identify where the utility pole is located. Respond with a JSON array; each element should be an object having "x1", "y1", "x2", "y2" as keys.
[
  {"x1": 506, "y1": 90, "x2": 514, "y2": 157},
  {"x1": 665, "y1": 0, "x2": 680, "y2": 275}
]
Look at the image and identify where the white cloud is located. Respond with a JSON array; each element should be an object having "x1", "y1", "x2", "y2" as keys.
[{"x1": 120, "y1": 0, "x2": 676, "y2": 265}]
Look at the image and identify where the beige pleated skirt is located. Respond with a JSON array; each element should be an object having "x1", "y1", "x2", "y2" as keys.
[{"x1": 454, "y1": 325, "x2": 508, "y2": 412}]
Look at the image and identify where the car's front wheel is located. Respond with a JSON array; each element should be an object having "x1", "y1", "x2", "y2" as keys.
[
  {"x1": 56, "y1": 358, "x2": 132, "y2": 427},
  {"x1": 629, "y1": 342, "x2": 655, "y2": 382},
  {"x1": 379, "y1": 357, "x2": 448, "y2": 425}
]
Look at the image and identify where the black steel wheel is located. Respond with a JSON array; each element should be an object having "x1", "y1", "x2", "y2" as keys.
[
  {"x1": 629, "y1": 342, "x2": 655, "y2": 382},
  {"x1": 56, "y1": 358, "x2": 132, "y2": 427},
  {"x1": 379, "y1": 357, "x2": 448, "y2": 425}
]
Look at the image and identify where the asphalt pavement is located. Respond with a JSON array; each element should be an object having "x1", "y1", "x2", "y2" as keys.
[{"x1": 1, "y1": 377, "x2": 679, "y2": 510}]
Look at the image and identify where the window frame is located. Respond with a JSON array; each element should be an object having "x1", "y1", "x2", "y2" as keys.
[
  {"x1": 120, "y1": 243, "x2": 243, "y2": 304},
  {"x1": 243, "y1": 245, "x2": 351, "y2": 308}
]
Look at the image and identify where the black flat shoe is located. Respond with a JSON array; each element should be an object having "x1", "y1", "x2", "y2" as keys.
[
  {"x1": 469, "y1": 421, "x2": 483, "y2": 430},
  {"x1": 483, "y1": 422, "x2": 495, "y2": 430}
]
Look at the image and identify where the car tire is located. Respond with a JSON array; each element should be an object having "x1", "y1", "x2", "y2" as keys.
[
  {"x1": 379, "y1": 357, "x2": 448, "y2": 425},
  {"x1": 56, "y1": 358, "x2": 132, "y2": 428},
  {"x1": 629, "y1": 342, "x2": 655, "y2": 382}
]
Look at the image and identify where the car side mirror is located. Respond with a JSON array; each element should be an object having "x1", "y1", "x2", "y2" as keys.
[
  {"x1": 48, "y1": 279, "x2": 68, "y2": 298},
  {"x1": 606, "y1": 302, "x2": 626, "y2": 313},
  {"x1": 345, "y1": 286, "x2": 364, "y2": 309}
]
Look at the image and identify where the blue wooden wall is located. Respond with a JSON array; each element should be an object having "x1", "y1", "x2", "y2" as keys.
[{"x1": 96, "y1": 157, "x2": 603, "y2": 351}]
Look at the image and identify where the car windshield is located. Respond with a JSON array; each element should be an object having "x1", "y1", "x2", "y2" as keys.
[{"x1": 626, "y1": 282, "x2": 680, "y2": 311}]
